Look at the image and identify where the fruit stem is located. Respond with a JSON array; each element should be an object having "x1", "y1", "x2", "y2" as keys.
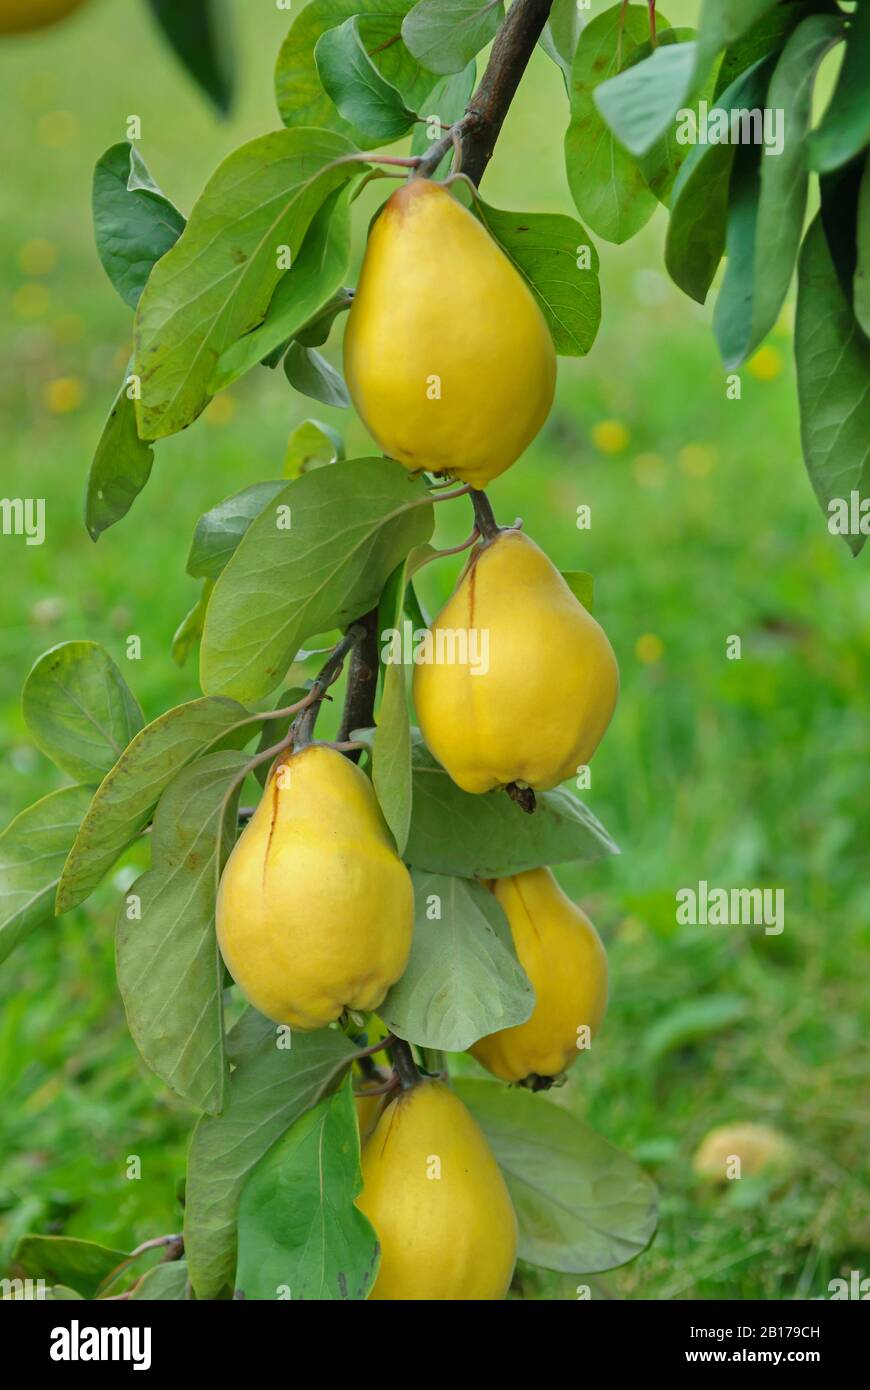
[
  {"x1": 470, "y1": 488, "x2": 502, "y2": 542},
  {"x1": 415, "y1": 0, "x2": 555, "y2": 187},
  {"x1": 337, "y1": 608, "x2": 381, "y2": 760},
  {"x1": 291, "y1": 624, "x2": 366, "y2": 750},
  {"x1": 391, "y1": 1039, "x2": 422, "y2": 1090}
]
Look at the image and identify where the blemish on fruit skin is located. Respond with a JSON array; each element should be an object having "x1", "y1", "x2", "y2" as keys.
[{"x1": 262, "y1": 771, "x2": 282, "y2": 885}]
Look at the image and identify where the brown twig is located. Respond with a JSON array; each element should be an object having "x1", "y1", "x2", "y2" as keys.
[{"x1": 416, "y1": 0, "x2": 555, "y2": 185}]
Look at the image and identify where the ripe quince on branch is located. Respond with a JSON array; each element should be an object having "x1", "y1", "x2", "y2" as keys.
[
  {"x1": 414, "y1": 528, "x2": 619, "y2": 793},
  {"x1": 356, "y1": 1079, "x2": 517, "y2": 1300},
  {"x1": 216, "y1": 745, "x2": 413, "y2": 1030},
  {"x1": 471, "y1": 867, "x2": 608, "y2": 1085},
  {"x1": 344, "y1": 178, "x2": 556, "y2": 489}
]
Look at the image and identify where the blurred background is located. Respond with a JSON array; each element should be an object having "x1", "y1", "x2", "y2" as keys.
[{"x1": 0, "y1": 0, "x2": 867, "y2": 1300}]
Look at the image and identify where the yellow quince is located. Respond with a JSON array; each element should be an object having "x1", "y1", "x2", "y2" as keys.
[
  {"x1": 357, "y1": 1080, "x2": 517, "y2": 1300},
  {"x1": 413, "y1": 528, "x2": 619, "y2": 793},
  {"x1": 471, "y1": 868, "x2": 608, "y2": 1083},
  {"x1": 344, "y1": 178, "x2": 556, "y2": 489},
  {"x1": 216, "y1": 745, "x2": 413, "y2": 1030}
]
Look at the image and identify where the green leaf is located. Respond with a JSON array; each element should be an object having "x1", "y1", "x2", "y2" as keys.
[
  {"x1": 380, "y1": 871, "x2": 533, "y2": 1051},
  {"x1": 315, "y1": 16, "x2": 417, "y2": 142},
  {"x1": 560, "y1": 570, "x2": 594, "y2": 609},
  {"x1": 200, "y1": 458, "x2": 434, "y2": 702},
  {"x1": 211, "y1": 182, "x2": 359, "y2": 394},
  {"x1": 373, "y1": 562, "x2": 413, "y2": 855},
  {"x1": 455, "y1": 1079, "x2": 658, "y2": 1274},
  {"x1": 129, "y1": 1262, "x2": 189, "y2": 1299},
  {"x1": 145, "y1": 0, "x2": 235, "y2": 114},
  {"x1": 644, "y1": 994, "x2": 750, "y2": 1064},
  {"x1": 56, "y1": 696, "x2": 250, "y2": 914},
  {"x1": 284, "y1": 418, "x2": 345, "y2": 478},
  {"x1": 410, "y1": 62, "x2": 476, "y2": 169},
  {"x1": 855, "y1": 156, "x2": 870, "y2": 337},
  {"x1": 184, "y1": 1023, "x2": 357, "y2": 1300},
  {"x1": 594, "y1": 0, "x2": 781, "y2": 157},
  {"x1": 795, "y1": 213, "x2": 870, "y2": 557},
  {"x1": 402, "y1": 730, "x2": 619, "y2": 877},
  {"x1": 22, "y1": 641, "x2": 143, "y2": 784},
  {"x1": 565, "y1": 4, "x2": 661, "y2": 245},
  {"x1": 85, "y1": 371, "x2": 155, "y2": 541},
  {"x1": 634, "y1": 31, "x2": 718, "y2": 208},
  {"x1": 187, "y1": 482, "x2": 285, "y2": 582},
  {"x1": 739, "y1": 13, "x2": 844, "y2": 353},
  {"x1": 236, "y1": 1080, "x2": 379, "y2": 1300},
  {"x1": 171, "y1": 581, "x2": 213, "y2": 668},
  {"x1": 275, "y1": 0, "x2": 433, "y2": 144},
  {"x1": 539, "y1": 0, "x2": 584, "y2": 88},
  {"x1": 13, "y1": 1235, "x2": 128, "y2": 1299},
  {"x1": 402, "y1": 0, "x2": 503, "y2": 77},
  {"x1": 712, "y1": 141, "x2": 762, "y2": 370},
  {"x1": 92, "y1": 143, "x2": 185, "y2": 311},
  {"x1": 0, "y1": 786, "x2": 93, "y2": 967},
  {"x1": 283, "y1": 342, "x2": 350, "y2": 407},
  {"x1": 713, "y1": 0, "x2": 828, "y2": 98},
  {"x1": 472, "y1": 196, "x2": 600, "y2": 356},
  {"x1": 133, "y1": 128, "x2": 364, "y2": 441},
  {"x1": 117, "y1": 750, "x2": 248, "y2": 1115},
  {"x1": 808, "y1": 1, "x2": 869, "y2": 172},
  {"x1": 695, "y1": 0, "x2": 781, "y2": 75},
  {"x1": 294, "y1": 287, "x2": 354, "y2": 347},
  {"x1": 664, "y1": 55, "x2": 774, "y2": 304},
  {"x1": 595, "y1": 32, "x2": 697, "y2": 157}
]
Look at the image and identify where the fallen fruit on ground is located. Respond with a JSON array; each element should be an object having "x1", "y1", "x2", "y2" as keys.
[
  {"x1": 414, "y1": 528, "x2": 619, "y2": 792},
  {"x1": 471, "y1": 867, "x2": 608, "y2": 1083},
  {"x1": 693, "y1": 1123, "x2": 797, "y2": 1184},
  {"x1": 344, "y1": 178, "x2": 556, "y2": 488},
  {"x1": 0, "y1": 0, "x2": 88, "y2": 34},
  {"x1": 216, "y1": 745, "x2": 413, "y2": 1029},
  {"x1": 356, "y1": 1079, "x2": 518, "y2": 1300}
]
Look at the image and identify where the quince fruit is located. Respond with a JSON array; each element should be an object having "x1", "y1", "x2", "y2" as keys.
[
  {"x1": 0, "y1": 0, "x2": 88, "y2": 33},
  {"x1": 357, "y1": 1080, "x2": 517, "y2": 1300},
  {"x1": 471, "y1": 868, "x2": 608, "y2": 1083},
  {"x1": 693, "y1": 1123, "x2": 797, "y2": 1185},
  {"x1": 343, "y1": 178, "x2": 556, "y2": 489},
  {"x1": 413, "y1": 528, "x2": 619, "y2": 792},
  {"x1": 216, "y1": 745, "x2": 413, "y2": 1030}
]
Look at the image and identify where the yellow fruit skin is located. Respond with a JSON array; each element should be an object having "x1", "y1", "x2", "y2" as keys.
[
  {"x1": 357, "y1": 1081, "x2": 517, "y2": 1300},
  {"x1": 343, "y1": 179, "x2": 556, "y2": 489},
  {"x1": 0, "y1": 0, "x2": 88, "y2": 34},
  {"x1": 216, "y1": 745, "x2": 413, "y2": 1030},
  {"x1": 413, "y1": 529, "x2": 619, "y2": 793},
  {"x1": 470, "y1": 868, "x2": 608, "y2": 1082},
  {"x1": 354, "y1": 1090, "x2": 385, "y2": 1144}
]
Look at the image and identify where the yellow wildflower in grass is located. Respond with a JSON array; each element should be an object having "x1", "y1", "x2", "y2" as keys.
[
  {"x1": 44, "y1": 377, "x2": 84, "y2": 413},
  {"x1": 13, "y1": 283, "x2": 50, "y2": 319},
  {"x1": 633, "y1": 452, "x2": 667, "y2": 488},
  {"x1": 18, "y1": 240, "x2": 58, "y2": 276},
  {"x1": 747, "y1": 345, "x2": 784, "y2": 382},
  {"x1": 592, "y1": 419, "x2": 630, "y2": 454},
  {"x1": 635, "y1": 633, "x2": 664, "y2": 664},
  {"x1": 678, "y1": 443, "x2": 717, "y2": 477}
]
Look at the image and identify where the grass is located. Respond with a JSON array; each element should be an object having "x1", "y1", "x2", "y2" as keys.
[{"x1": 0, "y1": 1, "x2": 867, "y2": 1299}]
